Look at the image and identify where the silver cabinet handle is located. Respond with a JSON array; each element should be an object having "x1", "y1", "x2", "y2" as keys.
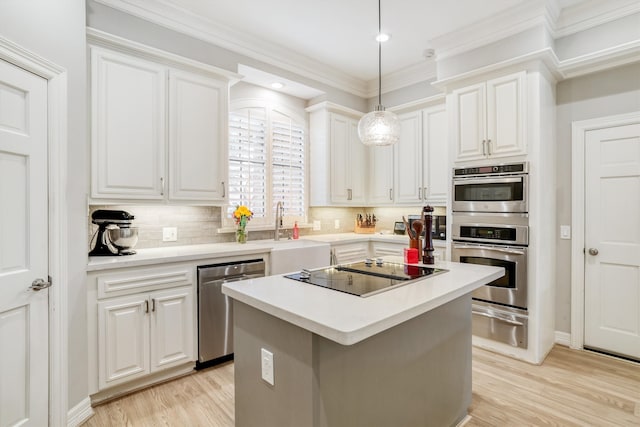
[
  {"x1": 160, "y1": 177, "x2": 165, "y2": 196},
  {"x1": 221, "y1": 181, "x2": 225, "y2": 198},
  {"x1": 422, "y1": 186, "x2": 427, "y2": 200},
  {"x1": 30, "y1": 278, "x2": 52, "y2": 291},
  {"x1": 487, "y1": 139, "x2": 492, "y2": 155},
  {"x1": 389, "y1": 188, "x2": 393, "y2": 201},
  {"x1": 151, "y1": 298, "x2": 156, "y2": 312},
  {"x1": 472, "y1": 310, "x2": 524, "y2": 326},
  {"x1": 418, "y1": 187, "x2": 422, "y2": 200},
  {"x1": 347, "y1": 188, "x2": 352, "y2": 201},
  {"x1": 482, "y1": 139, "x2": 486, "y2": 156},
  {"x1": 588, "y1": 248, "x2": 599, "y2": 256},
  {"x1": 144, "y1": 300, "x2": 149, "y2": 314}
]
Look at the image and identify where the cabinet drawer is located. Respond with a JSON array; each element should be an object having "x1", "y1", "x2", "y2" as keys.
[
  {"x1": 332, "y1": 242, "x2": 369, "y2": 264},
  {"x1": 96, "y1": 266, "x2": 193, "y2": 299}
]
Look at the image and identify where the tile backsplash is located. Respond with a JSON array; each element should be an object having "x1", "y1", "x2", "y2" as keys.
[{"x1": 88, "y1": 205, "x2": 446, "y2": 251}]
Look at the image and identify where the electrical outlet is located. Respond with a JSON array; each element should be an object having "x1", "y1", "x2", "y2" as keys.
[
  {"x1": 162, "y1": 227, "x2": 178, "y2": 242},
  {"x1": 261, "y1": 348, "x2": 274, "y2": 385},
  {"x1": 313, "y1": 220, "x2": 321, "y2": 231},
  {"x1": 334, "y1": 219, "x2": 340, "y2": 229},
  {"x1": 560, "y1": 225, "x2": 571, "y2": 240}
]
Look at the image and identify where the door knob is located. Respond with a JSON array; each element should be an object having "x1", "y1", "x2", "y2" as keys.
[
  {"x1": 30, "y1": 278, "x2": 52, "y2": 291},
  {"x1": 588, "y1": 248, "x2": 599, "y2": 256}
]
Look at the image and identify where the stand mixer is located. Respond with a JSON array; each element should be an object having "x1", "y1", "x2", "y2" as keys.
[{"x1": 89, "y1": 209, "x2": 138, "y2": 256}]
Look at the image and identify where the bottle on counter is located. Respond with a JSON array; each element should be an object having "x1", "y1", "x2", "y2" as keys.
[{"x1": 293, "y1": 221, "x2": 299, "y2": 239}]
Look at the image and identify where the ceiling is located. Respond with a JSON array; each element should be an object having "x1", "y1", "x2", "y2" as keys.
[{"x1": 166, "y1": 0, "x2": 529, "y2": 82}]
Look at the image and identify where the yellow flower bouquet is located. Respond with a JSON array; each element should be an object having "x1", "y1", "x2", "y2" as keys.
[{"x1": 233, "y1": 205, "x2": 253, "y2": 243}]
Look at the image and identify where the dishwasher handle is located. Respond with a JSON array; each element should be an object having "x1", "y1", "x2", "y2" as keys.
[{"x1": 201, "y1": 273, "x2": 265, "y2": 287}]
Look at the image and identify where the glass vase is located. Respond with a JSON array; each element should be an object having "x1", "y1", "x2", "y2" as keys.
[{"x1": 236, "y1": 226, "x2": 247, "y2": 244}]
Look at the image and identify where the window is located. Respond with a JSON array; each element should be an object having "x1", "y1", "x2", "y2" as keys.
[{"x1": 227, "y1": 101, "x2": 306, "y2": 227}]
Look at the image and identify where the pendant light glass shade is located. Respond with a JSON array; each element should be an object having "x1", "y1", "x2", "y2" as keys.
[
  {"x1": 358, "y1": 105, "x2": 400, "y2": 146},
  {"x1": 358, "y1": 0, "x2": 400, "y2": 146}
]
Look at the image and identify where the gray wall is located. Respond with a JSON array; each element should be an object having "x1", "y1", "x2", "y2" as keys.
[
  {"x1": 554, "y1": 62, "x2": 640, "y2": 332},
  {"x1": 0, "y1": 0, "x2": 88, "y2": 410}
]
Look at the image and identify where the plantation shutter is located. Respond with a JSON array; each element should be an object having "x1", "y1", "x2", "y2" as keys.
[
  {"x1": 228, "y1": 107, "x2": 268, "y2": 223},
  {"x1": 271, "y1": 110, "x2": 305, "y2": 220}
]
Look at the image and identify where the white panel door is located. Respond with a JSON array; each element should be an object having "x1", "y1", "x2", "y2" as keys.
[
  {"x1": 452, "y1": 83, "x2": 485, "y2": 161},
  {"x1": 91, "y1": 48, "x2": 166, "y2": 199},
  {"x1": 395, "y1": 111, "x2": 423, "y2": 204},
  {"x1": 584, "y1": 123, "x2": 640, "y2": 360},
  {"x1": 169, "y1": 70, "x2": 226, "y2": 201},
  {"x1": 98, "y1": 294, "x2": 150, "y2": 389},
  {"x1": 0, "y1": 59, "x2": 48, "y2": 427},
  {"x1": 150, "y1": 287, "x2": 194, "y2": 371},
  {"x1": 486, "y1": 71, "x2": 526, "y2": 158}
]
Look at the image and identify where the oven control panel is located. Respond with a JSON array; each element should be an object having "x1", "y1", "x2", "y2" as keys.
[{"x1": 454, "y1": 162, "x2": 527, "y2": 177}]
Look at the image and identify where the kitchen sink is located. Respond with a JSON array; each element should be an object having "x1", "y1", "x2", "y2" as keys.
[{"x1": 249, "y1": 239, "x2": 330, "y2": 275}]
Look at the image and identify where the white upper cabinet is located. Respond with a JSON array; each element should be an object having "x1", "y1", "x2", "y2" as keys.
[
  {"x1": 91, "y1": 49, "x2": 166, "y2": 199},
  {"x1": 90, "y1": 46, "x2": 230, "y2": 204},
  {"x1": 451, "y1": 71, "x2": 526, "y2": 162},
  {"x1": 308, "y1": 103, "x2": 366, "y2": 206},
  {"x1": 168, "y1": 70, "x2": 227, "y2": 202},
  {"x1": 368, "y1": 144, "x2": 394, "y2": 205}
]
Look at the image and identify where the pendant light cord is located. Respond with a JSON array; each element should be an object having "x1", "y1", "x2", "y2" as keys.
[{"x1": 378, "y1": 0, "x2": 382, "y2": 106}]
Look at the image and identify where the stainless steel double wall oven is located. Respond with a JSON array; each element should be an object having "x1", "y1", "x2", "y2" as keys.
[{"x1": 451, "y1": 162, "x2": 529, "y2": 349}]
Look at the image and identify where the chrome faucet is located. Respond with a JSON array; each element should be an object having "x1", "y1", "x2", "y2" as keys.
[{"x1": 275, "y1": 201, "x2": 284, "y2": 241}]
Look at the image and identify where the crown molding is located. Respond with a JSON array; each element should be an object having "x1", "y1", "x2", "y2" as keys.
[
  {"x1": 431, "y1": 48, "x2": 563, "y2": 91},
  {"x1": 558, "y1": 39, "x2": 640, "y2": 78},
  {"x1": 388, "y1": 94, "x2": 446, "y2": 113},
  {"x1": 429, "y1": 0, "x2": 559, "y2": 60},
  {"x1": 365, "y1": 60, "x2": 438, "y2": 99},
  {"x1": 305, "y1": 101, "x2": 364, "y2": 118},
  {"x1": 555, "y1": 0, "x2": 640, "y2": 38},
  {"x1": 92, "y1": 0, "x2": 368, "y2": 97},
  {"x1": 87, "y1": 27, "x2": 242, "y2": 81}
]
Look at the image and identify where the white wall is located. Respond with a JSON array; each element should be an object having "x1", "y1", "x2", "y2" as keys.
[
  {"x1": 555, "y1": 62, "x2": 640, "y2": 332},
  {"x1": 0, "y1": 0, "x2": 88, "y2": 411}
]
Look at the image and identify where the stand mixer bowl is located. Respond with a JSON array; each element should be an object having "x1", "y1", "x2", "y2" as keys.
[{"x1": 107, "y1": 226, "x2": 139, "y2": 254}]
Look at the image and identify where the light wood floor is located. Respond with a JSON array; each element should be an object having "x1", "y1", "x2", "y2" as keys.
[{"x1": 83, "y1": 345, "x2": 640, "y2": 426}]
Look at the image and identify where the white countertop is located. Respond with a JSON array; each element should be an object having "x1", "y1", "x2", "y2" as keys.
[
  {"x1": 87, "y1": 233, "x2": 446, "y2": 271},
  {"x1": 222, "y1": 257, "x2": 503, "y2": 346}
]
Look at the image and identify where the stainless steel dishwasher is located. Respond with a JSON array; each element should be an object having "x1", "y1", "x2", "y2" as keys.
[{"x1": 197, "y1": 259, "x2": 265, "y2": 368}]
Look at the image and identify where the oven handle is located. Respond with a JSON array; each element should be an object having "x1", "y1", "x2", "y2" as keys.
[
  {"x1": 452, "y1": 242, "x2": 526, "y2": 256},
  {"x1": 472, "y1": 310, "x2": 524, "y2": 326},
  {"x1": 453, "y1": 176, "x2": 523, "y2": 185}
]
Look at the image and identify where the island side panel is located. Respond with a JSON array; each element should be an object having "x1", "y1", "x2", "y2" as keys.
[
  {"x1": 312, "y1": 295, "x2": 473, "y2": 427},
  {"x1": 233, "y1": 301, "x2": 314, "y2": 427}
]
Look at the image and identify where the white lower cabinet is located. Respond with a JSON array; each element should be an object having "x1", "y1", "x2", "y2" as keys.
[
  {"x1": 331, "y1": 242, "x2": 370, "y2": 264},
  {"x1": 97, "y1": 285, "x2": 194, "y2": 390},
  {"x1": 371, "y1": 241, "x2": 405, "y2": 257},
  {"x1": 332, "y1": 239, "x2": 447, "y2": 264}
]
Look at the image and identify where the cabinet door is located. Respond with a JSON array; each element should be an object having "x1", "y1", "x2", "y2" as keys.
[
  {"x1": 486, "y1": 72, "x2": 526, "y2": 158},
  {"x1": 423, "y1": 105, "x2": 448, "y2": 204},
  {"x1": 332, "y1": 242, "x2": 369, "y2": 264},
  {"x1": 98, "y1": 294, "x2": 150, "y2": 389},
  {"x1": 348, "y1": 120, "x2": 367, "y2": 204},
  {"x1": 169, "y1": 70, "x2": 227, "y2": 202},
  {"x1": 451, "y1": 83, "x2": 486, "y2": 162},
  {"x1": 395, "y1": 111, "x2": 423, "y2": 204},
  {"x1": 330, "y1": 114, "x2": 366, "y2": 204},
  {"x1": 368, "y1": 145, "x2": 394, "y2": 205},
  {"x1": 371, "y1": 242, "x2": 405, "y2": 257},
  {"x1": 149, "y1": 286, "x2": 195, "y2": 372},
  {"x1": 91, "y1": 48, "x2": 166, "y2": 199},
  {"x1": 330, "y1": 113, "x2": 351, "y2": 203}
]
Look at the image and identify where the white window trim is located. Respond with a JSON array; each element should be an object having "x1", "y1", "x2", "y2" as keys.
[{"x1": 223, "y1": 98, "x2": 309, "y2": 231}]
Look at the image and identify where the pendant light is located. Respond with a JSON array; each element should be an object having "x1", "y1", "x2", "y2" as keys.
[{"x1": 357, "y1": 0, "x2": 400, "y2": 146}]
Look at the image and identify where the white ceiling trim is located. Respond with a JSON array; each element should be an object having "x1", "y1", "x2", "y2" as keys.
[
  {"x1": 92, "y1": 0, "x2": 369, "y2": 97},
  {"x1": 429, "y1": 0, "x2": 559, "y2": 60},
  {"x1": 558, "y1": 39, "x2": 640, "y2": 78},
  {"x1": 365, "y1": 60, "x2": 438, "y2": 99},
  {"x1": 554, "y1": 0, "x2": 640, "y2": 38}
]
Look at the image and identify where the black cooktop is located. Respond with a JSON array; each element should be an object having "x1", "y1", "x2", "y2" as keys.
[{"x1": 285, "y1": 260, "x2": 447, "y2": 297}]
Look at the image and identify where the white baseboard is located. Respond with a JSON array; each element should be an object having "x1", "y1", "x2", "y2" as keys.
[
  {"x1": 67, "y1": 396, "x2": 94, "y2": 427},
  {"x1": 554, "y1": 330, "x2": 571, "y2": 347}
]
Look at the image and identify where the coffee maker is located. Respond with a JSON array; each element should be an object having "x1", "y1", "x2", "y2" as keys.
[{"x1": 89, "y1": 210, "x2": 138, "y2": 256}]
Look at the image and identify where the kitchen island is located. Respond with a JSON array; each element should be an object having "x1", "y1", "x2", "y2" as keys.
[{"x1": 222, "y1": 259, "x2": 503, "y2": 427}]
